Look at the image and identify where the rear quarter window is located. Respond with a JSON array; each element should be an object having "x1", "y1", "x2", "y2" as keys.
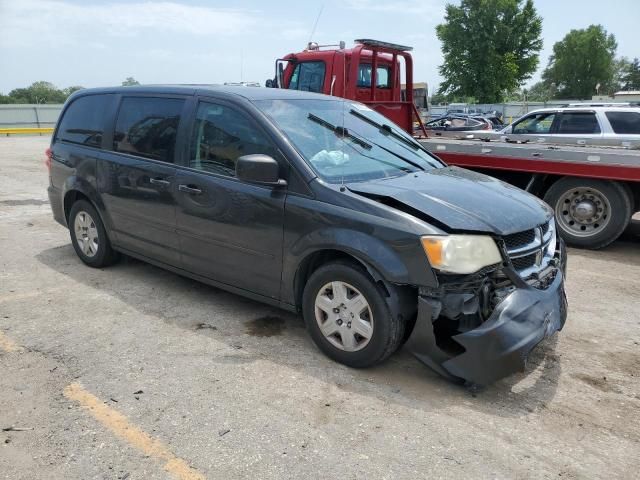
[
  {"x1": 557, "y1": 112, "x2": 601, "y2": 134},
  {"x1": 605, "y1": 111, "x2": 640, "y2": 134},
  {"x1": 56, "y1": 94, "x2": 113, "y2": 147}
]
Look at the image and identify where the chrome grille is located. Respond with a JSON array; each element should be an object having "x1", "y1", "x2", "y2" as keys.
[
  {"x1": 503, "y1": 229, "x2": 535, "y2": 250},
  {"x1": 541, "y1": 221, "x2": 550, "y2": 236},
  {"x1": 503, "y1": 220, "x2": 555, "y2": 277},
  {"x1": 511, "y1": 252, "x2": 538, "y2": 271}
]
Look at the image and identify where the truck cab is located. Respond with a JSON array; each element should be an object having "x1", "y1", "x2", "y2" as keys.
[{"x1": 267, "y1": 39, "x2": 424, "y2": 134}]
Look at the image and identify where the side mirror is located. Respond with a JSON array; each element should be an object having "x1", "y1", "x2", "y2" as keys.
[
  {"x1": 236, "y1": 154, "x2": 287, "y2": 186},
  {"x1": 265, "y1": 79, "x2": 273, "y2": 88}
]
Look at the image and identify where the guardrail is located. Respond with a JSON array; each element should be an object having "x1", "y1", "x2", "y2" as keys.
[{"x1": 0, "y1": 127, "x2": 54, "y2": 136}]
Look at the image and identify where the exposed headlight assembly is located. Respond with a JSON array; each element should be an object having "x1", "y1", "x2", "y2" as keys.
[{"x1": 421, "y1": 235, "x2": 502, "y2": 275}]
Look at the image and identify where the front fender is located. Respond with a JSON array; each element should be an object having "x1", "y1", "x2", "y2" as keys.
[{"x1": 282, "y1": 227, "x2": 437, "y2": 306}]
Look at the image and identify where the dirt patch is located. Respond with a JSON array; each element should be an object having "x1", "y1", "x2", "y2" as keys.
[
  {"x1": 573, "y1": 373, "x2": 622, "y2": 394},
  {"x1": 245, "y1": 316, "x2": 286, "y2": 337}
]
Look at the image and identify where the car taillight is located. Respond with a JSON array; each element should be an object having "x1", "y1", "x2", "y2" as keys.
[{"x1": 45, "y1": 147, "x2": 52, "y2": 172}]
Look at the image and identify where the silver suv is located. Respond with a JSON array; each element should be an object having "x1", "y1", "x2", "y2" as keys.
[{"x1": 501, "y1": 106, "x2": 640, "y2": 142}]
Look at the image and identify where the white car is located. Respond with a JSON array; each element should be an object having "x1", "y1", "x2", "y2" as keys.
[{"x1": 500, "y1": 106, "x2": 640, "y2": 142}]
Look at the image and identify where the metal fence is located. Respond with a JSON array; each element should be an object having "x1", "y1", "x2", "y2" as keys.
[{"x1": 0, "y1": 104, "x2": 63, "y2": 129}]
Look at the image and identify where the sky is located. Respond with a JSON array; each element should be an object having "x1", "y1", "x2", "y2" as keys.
[{"x1": 0, "y1": 0, "x2": 638, "y2": 94}]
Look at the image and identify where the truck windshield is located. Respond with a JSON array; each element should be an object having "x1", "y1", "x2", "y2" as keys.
[{"x1": 254, "y1": 99, "x2": 442, "y2": 183}]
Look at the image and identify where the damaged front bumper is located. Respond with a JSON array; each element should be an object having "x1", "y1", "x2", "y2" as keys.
[{"x1": 405, "y1": 243, "x2": 568, "y2": 386}]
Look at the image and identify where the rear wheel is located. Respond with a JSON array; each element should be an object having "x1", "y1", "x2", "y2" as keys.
[
  {"x1": 302, "y1": 262, "x2": 404, "y2": 368},
  {"x1": 544, "y1": 178, "x2": 631, "y2": 249},
  {"x1": 69, "y1": 200, "x2": 119, "y2": 267}
]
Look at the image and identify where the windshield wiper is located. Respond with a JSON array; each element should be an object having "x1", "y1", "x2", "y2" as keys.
[
  {"x1": 308, "y1": 113, "x2": 372, "y2": 150},
  {"x1": 346, "y1": 128, "x2": 425, "y2": 171},
  {"x1": 349, "y1": 109, "x2": 440, "y2": 168},
  {"x1": 349, "y1": 108, "x2": 420, "y2": 150},
  {"x1": 308, "y1": 112, "x2": 422, "y2": 174}
]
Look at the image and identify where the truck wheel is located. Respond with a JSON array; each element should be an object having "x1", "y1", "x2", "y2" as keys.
[
  {"x1": 302, "y1": 262, "x2": 404, "y2": 368},
  {"x1": 69, "y1": 200, "x2": 119, "y2": 267},
  {"x1": 544, "y1": 178, "x2": 631, "y2": 249}
]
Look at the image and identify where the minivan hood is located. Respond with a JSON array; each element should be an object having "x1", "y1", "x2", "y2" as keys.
[{"x1": 347, "y1": 166, "x2": 552, "y2": 235}]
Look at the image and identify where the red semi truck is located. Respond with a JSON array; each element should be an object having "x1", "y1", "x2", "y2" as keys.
[{"x1": 268, "y1": 39, "x2": 640, "y2": 249}]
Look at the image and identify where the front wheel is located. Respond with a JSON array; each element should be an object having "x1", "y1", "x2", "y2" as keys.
[
  {"x1": 302, "y1": 262, "x2": 405, "y2": 368},
  {"x1": 544, "y1": 178, "x2": 631, "y2": 249}
]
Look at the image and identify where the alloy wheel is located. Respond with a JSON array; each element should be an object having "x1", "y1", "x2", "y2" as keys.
[{"x1": 74, "y1": 211, "x2": 99, "y2": 258}]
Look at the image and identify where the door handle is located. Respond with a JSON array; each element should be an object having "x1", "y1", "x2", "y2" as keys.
[
  {"x1": 178, "y1": 184, "x2": 202, "y2": 195},
  {"x1": 150, "y1": 178, "x2": 170, "y2": 186}
]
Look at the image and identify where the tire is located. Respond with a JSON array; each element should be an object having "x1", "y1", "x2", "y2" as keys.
[
  {"x1": 69, "y1": 200, "x2": 119, "y2": 268},
  {"x1": 302, "y1": 261, "x2": 405, "y2": 368},
  {"x1": 544, "y1": 178, "x2": 631, "y2": 249}
]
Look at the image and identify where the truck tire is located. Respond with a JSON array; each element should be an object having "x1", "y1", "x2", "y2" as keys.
[
  {"x1": 302, "y1": 261, "x2": 405, "y2": 368},
  {"x1": 544, "y1": 178, "x2": 631, "y2": 249}
]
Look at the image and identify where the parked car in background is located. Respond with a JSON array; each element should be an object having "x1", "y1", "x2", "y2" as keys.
[
  {"x1": 46, "y1": 85, "x2": 567, "y2": 386},
  {"x1": 424, "y1": 115, "x2": 491, "y2": 132},
  {"x1": 472, "y1": 114, "x2": 504, "y2": 129},
  {"x1": 500, "y1": 106, "x2": 640, "y2": 140}
]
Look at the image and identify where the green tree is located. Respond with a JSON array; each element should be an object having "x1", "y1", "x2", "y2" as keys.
[
  {"x1": 612, "y1": 57, "x2": 630, "y2": 93},
  {"x1": 122, "y1": 77, "x2": 140, "y2": 86},
  {"x1": 542, "y1": 25, "x2": 617, "y2": 99},
  {"x1": 62, "y1": 85, "x2": 84, "y2": 97},
  {"x1": 7, "y1": 81, "x2": 67, "y2": 103},
  {"x1": 436, "y1": 0, "x2": 542, "y2": 103},
  {"x1": 429, "y1": 85, "x2": 450, "y2": 104},
  {"x1": 618, "y1": 57, "x2": 640, "y2": 91},
  {"x1": 0, "y1": 82, "x2": 85, "y2": 104},
  {"x1": 525, "y1": 81, "x2": 556, "y2": 102}
]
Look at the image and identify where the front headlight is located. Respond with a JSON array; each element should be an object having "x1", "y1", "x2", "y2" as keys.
[{"x1": 421, "y1": 235, "x2": 502, "y2": 274}]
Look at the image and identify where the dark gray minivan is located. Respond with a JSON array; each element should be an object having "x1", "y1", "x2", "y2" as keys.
[{"x1": 47, "y1": 86, "x2": 568, "y2": 385}]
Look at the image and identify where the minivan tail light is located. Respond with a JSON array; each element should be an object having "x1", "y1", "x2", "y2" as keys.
[{"x1": 45, "y1": 147, "x2": 52, "y2": 172}]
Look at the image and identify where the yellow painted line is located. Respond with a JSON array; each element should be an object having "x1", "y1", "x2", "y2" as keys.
[
  {"x1": 0, "y1": 331, "x2": 21, "y2": 352},
  {"x1": 0, "y1": 127, "x2": 53, "y2": 135},
  {"x1": 64, "y1": 383, "x2": 205, "y2": 480}
]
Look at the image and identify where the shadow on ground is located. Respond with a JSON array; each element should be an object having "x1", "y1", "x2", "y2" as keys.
[{"x1": 36, "y1": 243, "x2": 565, "y2": 419}]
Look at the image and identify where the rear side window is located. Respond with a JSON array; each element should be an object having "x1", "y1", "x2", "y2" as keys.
[
  {"x1": 357, "y1": 64, "x2": 391, "y2": 88},
  {"x1": 288, "y1": 61, "x2": 325, "y2": 93},
  {"x1": 605, "y1": 112, "x2": 640, "y2": 134},
  {"x1": 113, "y1": 97, "x2": 184, "y2": 163},
  {"x1": 57, "y1": 94, "x2": 112, "y2": 147},
  {"x1": 557, "y1": 112, "x2": 601, "y2": 134}
]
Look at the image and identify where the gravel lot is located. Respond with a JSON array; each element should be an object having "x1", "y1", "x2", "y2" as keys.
[{"x1": 1, "y1": 135, "x2": 639, "y2": 480}]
